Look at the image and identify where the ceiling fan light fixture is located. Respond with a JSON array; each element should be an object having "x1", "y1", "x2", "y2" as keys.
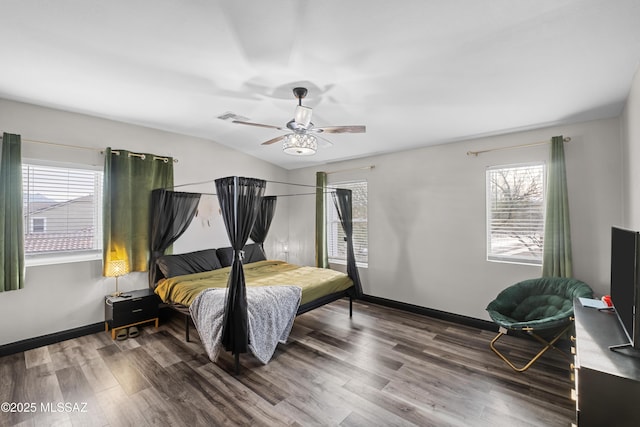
[
  {"x1": 294, "y1": 105, "x2": 313, "y2": 127},
  {"x1": 282, "y1": 133, "x2": 317, "y2": 156},
  {"x1": 232, "y1": 87, "x2": 365, "y2": 153}
]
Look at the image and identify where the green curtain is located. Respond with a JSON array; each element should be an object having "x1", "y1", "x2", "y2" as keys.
[
  {"x1": 542, "y1": 136, "x2": 573, "y2": 278},
  {"x1": 315, "y1": 171, "x2": 328, "y2": 268},
  {"x1": 103, "y1": 148, "x2": 173, "y2": 275},
  {"x1": 0, "y1": 133, "x2": 25, "y2": 292}
]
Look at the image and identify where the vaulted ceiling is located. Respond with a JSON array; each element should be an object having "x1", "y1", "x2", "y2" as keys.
[{"x1": 1, "y1": 1, "x2": 639, "y2": 169}]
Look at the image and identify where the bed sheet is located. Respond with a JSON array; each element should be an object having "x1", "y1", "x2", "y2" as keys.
[{"x1": 154, "y1": 259, "x2": 353, "y2": 307}]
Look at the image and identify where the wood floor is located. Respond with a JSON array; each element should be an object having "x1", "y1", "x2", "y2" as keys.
[{"x1": 0, "y1": 299, "x2": 575, "y2": 426}]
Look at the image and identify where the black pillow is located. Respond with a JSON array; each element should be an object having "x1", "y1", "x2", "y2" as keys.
[
  {"x1": 216, "y1": 243, "x2": 267, "y2": 267},
  {"x1": 156, "y1": 248, "x2": 222, "y2": 278},
  {"x1": 245, "y1": 243, "x2": 267, "y2": 263}
]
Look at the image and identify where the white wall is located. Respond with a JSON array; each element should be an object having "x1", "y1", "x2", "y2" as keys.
[
  {"x1": 0, "y1": 99, "x2": 289, "y2": 346},
  {"x1": 0, "y1": 95, "x2": 628, "y2": 345},
  {"x1": 288, "y1": 118, "x2": 622, "y2": 321}
]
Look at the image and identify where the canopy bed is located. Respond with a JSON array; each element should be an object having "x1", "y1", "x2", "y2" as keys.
[{"x1": 147, "y1": 176, "x2": 363, "y2": 373}]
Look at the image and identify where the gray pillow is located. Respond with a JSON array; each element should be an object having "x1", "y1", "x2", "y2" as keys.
[
  {"x1": 216, "y1": 243, "x2": 267, "y2": 267},
  {"x1": 156, "y1": 248, "x2": 222, "y2": 278}
]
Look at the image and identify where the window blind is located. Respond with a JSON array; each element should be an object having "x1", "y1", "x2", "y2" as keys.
[
  {"x1": 22, "y1": 163, "x2": 103, "y2": 254},
  {"x1": 486, "y1": 163, "x2": 545, "y2": 265},
  {"x1": 327, "y1": 180, "x2": 368, "y2": 265}
]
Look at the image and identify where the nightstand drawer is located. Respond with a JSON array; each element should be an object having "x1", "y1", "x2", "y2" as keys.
[
  {"x1": 112, "y1": 296, "x2": 158, "y2": 314},
  {"x1": 108, "y1": 301, "x2": 157, "y2": 327},
  {"x1": 105, "y1": 288, "x2": 160, "y2": 329}
]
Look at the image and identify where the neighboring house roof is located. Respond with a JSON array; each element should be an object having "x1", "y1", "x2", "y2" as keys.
[
  {"x1": 24, "y1": 228, "x2": 96, "y2": 253},
  {"x1": 24, "y1": 194, "x2": 93, "y2": 216},
  {"x1": 23, "y1": 193, "x2": 97, "y2": 253}
]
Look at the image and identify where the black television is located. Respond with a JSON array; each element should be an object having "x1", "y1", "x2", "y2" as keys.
[{"x1": 609, "y1": 226, "x2": 640, "y2": 354}]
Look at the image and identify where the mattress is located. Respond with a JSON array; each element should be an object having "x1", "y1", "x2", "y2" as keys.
[{"x1": 154, "y1": 259, "x2": 353, "y2": 307}]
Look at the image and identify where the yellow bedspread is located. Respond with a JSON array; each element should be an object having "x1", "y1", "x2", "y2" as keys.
[{"x1": 154, "y1": 259, "x2": 353, "y2": 307}]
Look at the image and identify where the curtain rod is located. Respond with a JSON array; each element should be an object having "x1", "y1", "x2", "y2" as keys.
[
  {"x1": 108, "y1": 150, "x2": 177, "y2": 163},
  {"x1": 173, "y1": 191, "x2": 336, "y2": 197},
  {"x1": 1, "y1": 132, "x2": 178, "y2": 163},
  {"x1": 326, "y1": 165, "x2": 375, "y2": 175},
  {"x1": 2, "y1": 134, "x2": 100, "y2": 152},
  {"x1": 466, "y1": 137, "x2": 571, "y2": 157}
]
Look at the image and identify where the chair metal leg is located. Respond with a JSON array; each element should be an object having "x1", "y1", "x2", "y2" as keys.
[{"x1": 489, "y1": 323, "x2": 572, "y2": 372}]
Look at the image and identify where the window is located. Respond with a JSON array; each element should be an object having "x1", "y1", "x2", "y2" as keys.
[
  {"x1": 487, "y1": 163, "x2": 545, "y2": 265},
  {"x1": 31, "y1": 217, "x2": 46, "y2": 233},
  {"x1": 327, "y1": 180, "x2": 368, "y2": 266},
  {"x1": 22, "y1": 162, "x2": 103, "y2": 258}
]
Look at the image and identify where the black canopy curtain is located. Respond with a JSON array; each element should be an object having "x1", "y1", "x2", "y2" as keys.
[
  {"x1": 250, "y1": 196, "x2": 277, "y2": 254},
  {"x1": 215, "y1": 176, "x2": 266, "y2": 368},
  {"x1": 332, "y1": 188, "x2": 363, "y2": 297},
  {"x1": 148, "y1": 189, "x2": 201, "y2": 286}
]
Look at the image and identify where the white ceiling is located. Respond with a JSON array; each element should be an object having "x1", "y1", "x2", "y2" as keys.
[{"x1": 1, "y1": 1, "x2": 639, "y2": 169}]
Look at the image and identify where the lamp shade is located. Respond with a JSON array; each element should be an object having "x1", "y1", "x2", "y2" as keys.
[
  {"x1": 282, "y1": 133, "x2": 317, "y2": 155},
  {"x1": 105, "y1": 259, "x2": 129, "y2": 277}
]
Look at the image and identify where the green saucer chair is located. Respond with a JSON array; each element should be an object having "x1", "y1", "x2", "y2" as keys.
[{"x1": 486, "y1": 277, "x2": 593, "y2": 372}]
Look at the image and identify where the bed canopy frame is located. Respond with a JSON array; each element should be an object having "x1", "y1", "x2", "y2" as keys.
[{"x1": 148, "y1": 176, "x2": 363, "y2": 373}]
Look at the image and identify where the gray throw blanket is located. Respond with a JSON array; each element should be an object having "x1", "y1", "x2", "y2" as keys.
[{"x1": 189, "y1": 285, "x2": 302, "y2": 364}]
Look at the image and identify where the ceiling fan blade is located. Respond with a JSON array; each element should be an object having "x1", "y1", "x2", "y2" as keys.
[
  {"x1": 316, "y1": 134, "x2": 334, "y2": 147},
  {"x1": 312, "y1": 125, "x2": 366, "y2": 134},
  {"x1": 232, "y1": 120, "x2": 285, "y2": 131},
  {"x1": 261, "y1": 135, "x2": 287, "y2": 146}
]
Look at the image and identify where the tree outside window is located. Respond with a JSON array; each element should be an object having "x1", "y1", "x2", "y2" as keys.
[{"x1": 487, "y1": 163, "x2": 545, "y2": 265}]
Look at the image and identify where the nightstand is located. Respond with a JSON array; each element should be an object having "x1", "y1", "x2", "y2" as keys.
[{"x1": 104, "y1": 288, "x2": 160, "y2": 339}]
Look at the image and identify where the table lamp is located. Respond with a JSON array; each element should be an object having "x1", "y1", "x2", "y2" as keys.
[{"x1": 105, "y1": 259, "x2": 129, "y2": 297}]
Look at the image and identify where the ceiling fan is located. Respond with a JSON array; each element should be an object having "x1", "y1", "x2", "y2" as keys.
[{"x1": 232, "y1": 87, "x2": 366, "y2": 155}]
